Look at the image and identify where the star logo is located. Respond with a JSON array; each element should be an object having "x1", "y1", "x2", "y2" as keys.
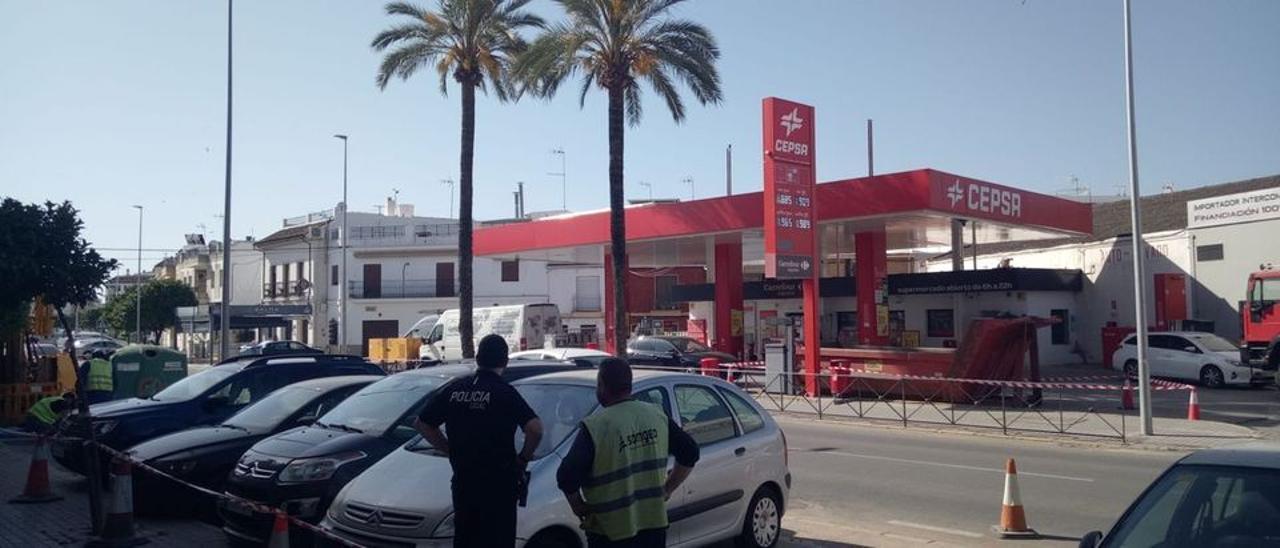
[
  {"x1": 780, "y1": 108, "x2": 804, "y2": 137},
  {"x1": 947, "y1": 180, "x2": 965, "y2": 207}
]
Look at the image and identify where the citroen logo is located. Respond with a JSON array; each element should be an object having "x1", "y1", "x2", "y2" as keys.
[{"x1": 367, "y1": 510, "x2": 383, "y2": 525}]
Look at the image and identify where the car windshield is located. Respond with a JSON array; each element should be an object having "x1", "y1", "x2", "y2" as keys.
[
  {"x1": 222, "y1": 386, "x2": 322, "y2": 433},
  {"x1": 316, "y1": 374, "x2": 446, "y2": 436},
  {"x1": 669, "y1": 337, "x2": 711, "y2": 353},
  {"x1": 1188, "y1": 334, "x2": 1239, "y2": 353},
  {"x1": 1103, "y1": 464, "x2": 1280, "y2": 547},
  {"x1": 150, "y1": 366, "x2": 239, "y2": 402},
  {"x1": 514, "y1": 384, "x2": 598, "y2": 460}
]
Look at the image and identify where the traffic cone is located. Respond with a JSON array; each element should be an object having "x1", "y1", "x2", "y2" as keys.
[
  {"x1": 9, "y1": 435, "x2": 62, "y2": 504},
  {"x1": 268, "y1": 510, "x2": 291, "y2": 548},
  {"x1": 993, "y1": 458, "x2": 1038, "y2": 538},
  {"x1": 87, "y1": 456, "x2": 146, "y2": 546},
  {"x1": 1187, "y1": 388, "x2": 1201, "y2": 421},
  {"x1": 1120, "y1": 379, "x2": 1136, "y2": 410}
]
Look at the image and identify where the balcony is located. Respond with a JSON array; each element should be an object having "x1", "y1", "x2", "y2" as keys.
[
  {"x1": 262, "y1": 282, "x2": 309, "y2": 301},
  {"x1": 348, "y1": 279, "x2": 456, "y2": 299}
]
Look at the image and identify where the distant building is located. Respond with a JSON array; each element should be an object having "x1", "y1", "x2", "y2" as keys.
[{"x1": 104, "y1": 272, "x2": 152, "y2": 301}]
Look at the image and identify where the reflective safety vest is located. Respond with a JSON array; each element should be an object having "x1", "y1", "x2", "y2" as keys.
[
  {"x1": 580, "y1": 400, "x2": 670, "y2": 541},
  {"x1": 87, "y1": 358, "x2": 113, "y2": 392},
  {"x1": 28, "y1": 396, "x2": 61, "y2": 426}
]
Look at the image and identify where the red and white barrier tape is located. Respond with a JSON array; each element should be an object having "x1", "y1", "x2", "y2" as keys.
[
  {"x1": 702, "y1": 365, "x2": 1194, "y2": 391},
  {"x1": 91, "y1": 443, "x2": 365, "y2": 548}
]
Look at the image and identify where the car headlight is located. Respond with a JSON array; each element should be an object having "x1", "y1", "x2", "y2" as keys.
[
  {"x1": 92, "y1": 420, "x2": 118, "y2": 436},
  {"x1": 157, "y1": 459, "x2": 198, "y2": 475},
  {"x1": 432, "y1": 512, "x2": 455, "y2": 537},
  {"x1": 277, "y1": 451, "x2": 366, "y2": 483}
]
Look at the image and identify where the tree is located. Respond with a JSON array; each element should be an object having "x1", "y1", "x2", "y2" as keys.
[
  {"x1": 372, "y1": 0, "x2": 544, "y2": 359},
  {"x1": 515, "y1": 0, "x2": 722, "y2": 352},
  {"x1": 0, "y1": 199, "x2": 46, "y2": 379},
  {"x1": 103, "y1": 280, "x2": 198, "y2": 344}
]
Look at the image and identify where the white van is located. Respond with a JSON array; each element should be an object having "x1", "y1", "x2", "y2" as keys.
[{"x1": 416, "y1": 304, "x2": 562, "y2": 361}]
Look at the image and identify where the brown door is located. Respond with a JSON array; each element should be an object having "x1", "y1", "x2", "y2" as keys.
[
  {"x1": 436, "y1": 262, "x2": 455, "y2": 297},
  {"x1": 361, "y1": 320, "x2": 399, "y2": 356},
  {"x1": 363, "y1": 264, "x2": 382, "y2": 298}
]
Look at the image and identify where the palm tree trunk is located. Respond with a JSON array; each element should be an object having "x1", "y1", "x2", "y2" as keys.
[
  {"x1": 608, "y1": 85, "x2": 627, "y2": 353},
  {"x1": 458, "y1": 82, "x2": 477, "y2": 359}
]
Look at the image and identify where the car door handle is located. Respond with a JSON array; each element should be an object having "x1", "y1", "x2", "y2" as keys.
[{"x1": 734, "y1": 447, "x2": 746, "y2": 457}]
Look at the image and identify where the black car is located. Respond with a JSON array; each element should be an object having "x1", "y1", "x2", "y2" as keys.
[
  {"x1": 219, "y1": 360, "x2": 584, "y2": 545},
  {"x1": 626, "y1": 335, "x2": 737, "y2": 369},
  {"x1": 53, "y1": 354, "x2": 385, "y2": 475},
  {"x1": 127, "y1": 375, "x2": 380, "y2": 515},
  {"x1": 239, "y1": 340, "x2": 323, "y2": 357}
]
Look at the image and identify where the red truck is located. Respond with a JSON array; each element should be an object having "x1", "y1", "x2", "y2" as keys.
[{"x1": 1242, "y1": 268, "x2": 1280, "y2": 382}]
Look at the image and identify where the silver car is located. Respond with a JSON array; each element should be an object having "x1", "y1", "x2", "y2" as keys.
[{"x1": 320, "y1": 370, "x2": 791, "y2": 548}]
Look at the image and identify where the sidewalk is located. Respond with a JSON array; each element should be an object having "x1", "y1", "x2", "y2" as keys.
[{"x1": 0, "y1": 438, "x2": 226, "y2": 547}]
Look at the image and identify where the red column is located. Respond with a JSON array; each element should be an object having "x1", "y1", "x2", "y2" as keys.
[
  {"x1": 713, "y1": 240, "x2": 744, "y2": 357},
  {"x1": 802, "y1": 277, "x2": 821, "y2": 395},
  {"x1": 856, "y1": 229, "x2": 889, "y2": 345},
  {"x1": 603, "y1": 250, "x2": 629, "y2": 355}
]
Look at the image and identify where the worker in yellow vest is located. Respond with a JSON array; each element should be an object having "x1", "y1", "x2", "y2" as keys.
[
  {"x1": 80, "y1": 349, "x2": 115, "y2": 404},
  {"x1": 24, "y1": 393, "x2": 76, "y2": 435},
  {"x1": 557, "y1": 358, "x2": 700, "y2": 547}
]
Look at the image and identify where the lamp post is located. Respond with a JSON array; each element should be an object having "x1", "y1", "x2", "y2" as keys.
[
  {"x1": 550, "y1": 148, "x2": 566, "y2": 211},
  {"x1": 440, "y1": 178, "x2": 456, "y2": 219},
  {"x1": 132, "y1": 205, "x2": 143, "y2": 344},
  {"x1": 682, "y1": 177, "x2": 695, "y2": 200},
  {"x1": 334, "y1": 134, "x2": 348, "y2": 354},
  {"x1": 1123, "y1": 0, "x2": 1154, "y2": 435},
  {"x1": 218, "y1": 0, "x2": 234, "y2": 362}
]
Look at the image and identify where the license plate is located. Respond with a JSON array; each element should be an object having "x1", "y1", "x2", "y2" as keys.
[{"x1": 222, "y1": 499, "x2": 253, "y2": 517}]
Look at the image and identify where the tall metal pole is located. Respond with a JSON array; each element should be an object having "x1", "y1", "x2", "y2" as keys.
[
  {"x1": 683, "y1": 177, "x2": 694, "y2": 200},
  {"x1": 334, "y1": 134, "x2": 349, "y2": 354},
  {"x1": 867, "y1": 119, "x2": 874, "y2": 177},
  {"x1": 133, "y1": 205, "x2": 143, "y2": 344},
  {"x1": 725, "y1": 144, "x2": 733, "y2": 195},
  {"x1": 1124, "y1": 0, "x2": 1154, "y2": 435},
  {"x1": 219, "y1": 0, "x2": 234, "y2": 361},
  {"x1": 550, "y1": 148, "x2": 566, "y2": 211},
  {"x1": 441, "y1": 178, "x2": 455, "y2": 219}
]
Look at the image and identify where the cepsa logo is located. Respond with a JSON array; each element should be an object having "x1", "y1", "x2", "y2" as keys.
[
  {"x1": 947, "y1": 179, "x2": 1022, "y2": 217},
  {"x1": 774, "y1": 108, "x2": 809, "y2": 157}
]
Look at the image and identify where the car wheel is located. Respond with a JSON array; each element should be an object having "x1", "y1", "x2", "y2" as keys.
[
  {"x1": 1123, "y1": 360, "x2": 1138, "y2": 379},
  {"x1": 1200, "y1": 365, "x2": 1225, "y2": 388},
  {"x1": 738, "y1": 486, "x2": 782, "y2": 548}
]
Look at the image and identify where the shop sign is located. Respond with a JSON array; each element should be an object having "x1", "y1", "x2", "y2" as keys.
[
  {"x1": 763, "y1": 97, "x2": 817, "y2": 279},
  {"x1": 1187, "y1": 187, "x2": 1280, "y2": 229}
]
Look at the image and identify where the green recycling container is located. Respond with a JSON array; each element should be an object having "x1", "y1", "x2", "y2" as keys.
[{"x1": 111, "y1": 345, "x2": 189, "y2": 400}]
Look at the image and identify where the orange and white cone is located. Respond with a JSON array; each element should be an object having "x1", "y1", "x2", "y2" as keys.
[
  {"x1": 1187, "y1": 388, "x2": 1201, "y2": 421},
  {"x1": 9, "y1": 435, "x2": 62, "y2": 504},
  {"x1": 993, "y1": 458, "x2": 1038, "y2": 538},
  {"x1": 1120, "y1": 379, "x2": 1136, "y2": 410},
  {"x1": 268, "y1": 510, "x2": 290, "y2": 548},
  {"x1": 87, "y1": 456, "x2": 145, "y2": 547}
]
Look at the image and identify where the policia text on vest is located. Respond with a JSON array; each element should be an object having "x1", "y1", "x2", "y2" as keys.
[{"x1": 558, "y1": 359, "x2": 700, "y2": 548}]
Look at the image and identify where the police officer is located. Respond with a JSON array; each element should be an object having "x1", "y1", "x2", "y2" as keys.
[
  {"x1": 557, "y1": 358, "x2": 699, "y2": 547},
  {"x1": 415, "y1": 334, "x2": 544, "y2": 548}
]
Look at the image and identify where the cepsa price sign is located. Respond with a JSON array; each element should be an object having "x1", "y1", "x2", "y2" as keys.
[{"x1": 762, "y1": 97, "x2": 816, "y2": 279}]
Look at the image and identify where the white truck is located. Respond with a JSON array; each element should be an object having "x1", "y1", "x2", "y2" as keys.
[{"x1": 416, "y1": 304, "x2": 563, "y2": 361}]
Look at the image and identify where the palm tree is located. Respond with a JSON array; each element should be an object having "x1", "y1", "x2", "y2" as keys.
[
  {"x1": 372, "y1": 0, "x2": 543, "y2": 359},
  {"x1": 516, "y1": 0, "x2": 722, "y2": 353}
]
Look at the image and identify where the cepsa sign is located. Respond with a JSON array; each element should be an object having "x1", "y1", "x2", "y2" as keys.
[{"x1": 763, "y1": 97, "x2": 816, "y2": 279}]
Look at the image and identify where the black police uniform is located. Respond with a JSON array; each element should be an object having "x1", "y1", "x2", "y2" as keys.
[{"x1": 419, "y1": 368, "x2": 537, "y2": 547}]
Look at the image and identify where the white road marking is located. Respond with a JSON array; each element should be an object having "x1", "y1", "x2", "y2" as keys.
[
  {"x1": 797, "y1": 449, "x2": 1096, "y2": 482},
  {"x1": 887, "y1": 519, "x2": 985, "y2": 539}
]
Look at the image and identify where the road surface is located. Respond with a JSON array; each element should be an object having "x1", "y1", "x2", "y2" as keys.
[{"x1": 776, "y1": 416, "x2": 1184, "y2": 547}]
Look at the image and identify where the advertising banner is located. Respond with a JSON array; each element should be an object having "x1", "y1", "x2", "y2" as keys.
[
  {"x1": 763, "y1": 97, "x2": 817, "y2": 279},
  {"x1": 1187, "y1": 186, "x2": 1280, "y2": 229}
]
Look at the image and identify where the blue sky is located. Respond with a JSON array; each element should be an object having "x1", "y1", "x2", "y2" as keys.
[{"x1": 2, "y1": 0, "x2": 1278, "y2": 271}]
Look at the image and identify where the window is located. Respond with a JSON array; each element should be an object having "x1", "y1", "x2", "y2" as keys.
[
  {"x1": 1050, "y1": 309, "x2": 1069, "y2": 345},
  {"x1": 350, "y1": 225, "x2": 406, "y2": 239},
  {"x1": 296, "y1": 261, "x2": 305, "y2": 288},
  {"x1": 1166, "y1": 336, "x2": 1199, "y2": 353},
  {"x1": 718, "y1": 388, "x2": 764, "y2": 434},
  {"x1": 1196, "y1": 243, "x2": 1224, "y2": 262},
  {"x1": 331, "y1": 265, "x2": 339, "y2": 286},
  {"x1": 674, "y1": 385, "x2": 737, "y2": 446},
  {"x1": 654, "y1": 275, "x2": 680, "y2": 310},
  {"x1": 575, "y1": 276, "x2": 602, "y2": 311},
  {"x1": 501, "y1": 260, "x2": 520, "y2": 282},
  {"x1": 651, "y1": 339, "x2": 677, "y2": 354},
  {"x1": 1103, "y1": 464, "x2": 1280, "y2": 547},
  {"x1": 634, "y1": 387, "x2": 672, "y2": 418},
  {"x1": 926, "y1": 309, "x2": 955, "y2": 338},
  {"x1": 1253, "y1": 278, "x2": 1280, "y2": 302}
]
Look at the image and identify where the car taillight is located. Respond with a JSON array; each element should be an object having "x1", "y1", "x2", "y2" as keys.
[{"x1": 520, "y1": 338, "x2": 527, "y2": 351}]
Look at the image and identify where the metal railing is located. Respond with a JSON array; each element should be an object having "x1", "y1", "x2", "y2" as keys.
[{"x1": 347, "y1": 279, "x2": 455, "y2": 299}]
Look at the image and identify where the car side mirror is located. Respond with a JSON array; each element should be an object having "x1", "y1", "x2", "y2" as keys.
[
  {"x1": 1184, "y1": 346, "x2": 1200, "y2": 353},
  {"x1": 202, "y1": 396, "x2": 229, "y2": 413},
  {"x1": 391, "y1": 425, "x2": 418, "y2": 441},
  {"x1": 1079, "y1": 531, "x2": 1102, "y2": 548},
  {"x1": 295, "y1": 415, "x2": 317, "y2": 426}
]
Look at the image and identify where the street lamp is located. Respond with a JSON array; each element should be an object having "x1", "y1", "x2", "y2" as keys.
[
  {"x1": 334, "y1": 134, "x2": 348, "y2": 353},
  {"x1": 440, "y1": 178, "x2": 456, "y2": 219},
  {"x1": 682, "y1": 177, "x2": 695, "y2": 200},
  {"x1": 402, "y1": 262, "x2": 410, "y2": 298},
  {"x1": 549, "y1": 148, "x2": 566, "y2": 211},
  {"x1": 218, "y1": 0, "x2": 234, "y2": 362},
  {"x1": 1122, "y1": 0, "x2": 1154, "y2": 435},
  {"x1": 132, "y1": 205, "x2": 143, "y2": 344}
]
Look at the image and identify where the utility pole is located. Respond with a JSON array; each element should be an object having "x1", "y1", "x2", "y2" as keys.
[
  {"x1": 441, "y1": 178, "x2": 456, "y2": 219},
  {"x1": 725, "y1": 144, "x2": 733, "y2": 195},
  {"x1": 867, "y1": 119, "x2": 875, "y2": 177},
  {"x1": 1123, "y1": 0, "x2": 1154, "y2": 435},
  {"x1": 133, "y1": 205, "x2": 143, "y2": 343},
  {"x1": 334, "y1": 134, "x2": 349, "y2": 354},
  {"x1": 218, "y1": 0, "x2": 234, "y2": 361},
  {"x1": 550, "y1": 148, "x2": 566, "y2": 211}
]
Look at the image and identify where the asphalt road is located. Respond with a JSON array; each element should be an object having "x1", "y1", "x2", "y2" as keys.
[{"x1": 775, "y1": 416, "x2": 1185, "y2": 547}]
